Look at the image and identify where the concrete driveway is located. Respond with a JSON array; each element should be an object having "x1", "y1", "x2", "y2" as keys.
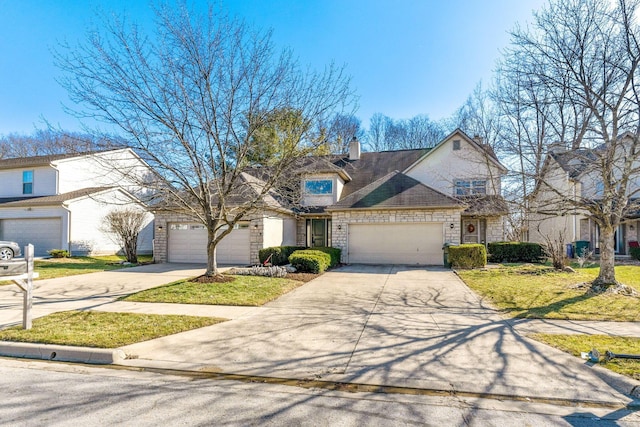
[
  {"x1": 121, "y1": 265, "x2": 638, "y2": 407},
  {"x1": 0, "y1": 263, "x2": 207, "y2": 328}
]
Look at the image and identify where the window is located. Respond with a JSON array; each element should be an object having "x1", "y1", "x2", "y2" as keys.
[
  {"x1": 170, "y1": 224, "x2": 189, "y2": 230},
  {"x1": 22, "y1": 170, "x2": 33, "y2": 194},
  {"x1": 453, "y1": 139, "x2": 461, "y2": 150},
  {"x1": 595, "y1": 181, "x2": 604, "y2": 197},
  {"x1": 455, "y1": 180, "x2": 486, "y2": 196},
  {"x1": 304, "y1": 179, "x2": 333, "y2": 195}
]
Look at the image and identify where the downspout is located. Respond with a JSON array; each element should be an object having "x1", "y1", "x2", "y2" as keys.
[
  {"x1": 62, "y1": 204, "x2": 72, "y2": 255},
  {"x1": 572, "y1": 180, "x2": 577, "y2": 242}
]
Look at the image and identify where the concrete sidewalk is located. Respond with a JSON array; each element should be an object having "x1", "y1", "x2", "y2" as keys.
[
  {"x1": 0, "y1": 263, "x2": 209, "y2": 328},
  {"x1": 115, "y1": 265, "x2": 640, "y2": 408}
]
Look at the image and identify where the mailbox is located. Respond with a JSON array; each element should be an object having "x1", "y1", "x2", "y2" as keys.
[{"x1": 0, "y1": 261, "x2": 27, "y2": 276}]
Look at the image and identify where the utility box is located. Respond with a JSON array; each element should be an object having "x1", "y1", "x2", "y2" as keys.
[
  {"x1": 574, "y1": 241, "x2": 590, "y2": 258},
  {"x1": 0, "y1": 261, "x2": 27, "y2": 276}
]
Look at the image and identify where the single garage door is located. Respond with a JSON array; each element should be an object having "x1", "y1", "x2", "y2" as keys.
[
  {"x1": 168, "y1": 222, "x2": 250, "y2": 264},
  {"x1": 1, "y1": 218, "x2": 63, "y2": 256},
  {"x1": 348, "y1": 223, "x2": 444, "y2": 265}
]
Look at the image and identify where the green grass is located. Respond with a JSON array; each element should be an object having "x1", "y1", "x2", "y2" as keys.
[
  {"x1": 123, "y1": 275, "x2": 305, "y2": 306},
  {"x1": 29, "y1": 255, "x2": 153, "y2": 281},
  {"x1": 0, "y1": 310, "x2": 224, "y2": 348},
  {"x1": 457, "y1": 264, "x2": 640, "y2": 321},
  {"x1": 532, "y1": 333, "x2": 640, "y2": 381}
]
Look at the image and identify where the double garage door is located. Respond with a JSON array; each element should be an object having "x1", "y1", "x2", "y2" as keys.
[
  {"x1": 348, "y1": 223, "x2": 444, "y2": 265},
  {"x1": 168, "y1": 222, "x2": 250, "y2": 265},
  {"x1": 1, "y1": 218, "x2": 62, "y2": 257}
]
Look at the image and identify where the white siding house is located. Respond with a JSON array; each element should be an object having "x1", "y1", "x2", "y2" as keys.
[{"x1": 0, "y1": 149, "x2": 154, "y2": 257}]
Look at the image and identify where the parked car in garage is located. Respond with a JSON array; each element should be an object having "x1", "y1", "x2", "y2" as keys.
[{"x1": 0, "y1": 241, "x2": 22, "y2": 260}]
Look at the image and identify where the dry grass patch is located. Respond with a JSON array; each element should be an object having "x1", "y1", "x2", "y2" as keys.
[
  {"x1": 0, "y1": 311, "x2": 224, "y2": 348},
  {"x1": 122, "y1": 275, "x2": 306, "y2": 306},
  {"x1": 457, "y1": 265, "x2": 640, "y2": 321}
]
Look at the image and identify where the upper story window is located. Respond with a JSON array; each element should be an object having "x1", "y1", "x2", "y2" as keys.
[
  {"x1": 22, "y1": 170, "x2": 33, "y2": 195},
  {"x1": 304, "y1": 179, "x2": 333, "y2": 195},
  {"x1": 453, "y1": 139, "x2": 461, "y2": 150},
  {"x1": 595, "y1": 181, "x2": 604, "y2": 197},
  {"x1": 455, "y1": 179, "x2": 486, "y2": 196}
]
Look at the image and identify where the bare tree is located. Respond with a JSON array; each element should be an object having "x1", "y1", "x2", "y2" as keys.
[
  {"x1": 364, "y1": 113, "x2": 444, "y2": 151},
  {"x1": 321, "y1": 113, "x2": 364, "y2": 154},
  {"x1": 499, "y1": 0, "x2": 640, "y2": 288},
  {"x1": 55, "y1": 2, "x2": 354, "y2": 276},
  {"x1": 0, "y1": 129, "x2": 111, "y2": 158},
  {"x1": 102, "y1": 208, "x2": 148, "y2": 263}
]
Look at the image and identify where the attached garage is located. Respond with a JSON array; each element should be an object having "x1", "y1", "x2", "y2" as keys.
[
  {"x1": 1, "y1": 218, "x2": 63, "y2": 256},
  {"x1": 168, "y1": 222, "x2": 250, "y2": 264},
  {"x1": 348, "y1": 223, "x2": 444, "y2": 265}
]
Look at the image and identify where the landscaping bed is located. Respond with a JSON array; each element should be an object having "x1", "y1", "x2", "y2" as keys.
[{"x1": 0, "y1": 310, "x2": 224, "y2": 348}]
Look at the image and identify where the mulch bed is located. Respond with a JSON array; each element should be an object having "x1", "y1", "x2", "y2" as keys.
[
  {"x1": 286, "y1": 272, "x2": 320, "y2": 283},
  {"x1": 192, "y1": 274, "x2": 236, "y2": 284}
]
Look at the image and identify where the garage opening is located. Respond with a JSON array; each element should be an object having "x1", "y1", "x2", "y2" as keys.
[
  {"x1": 348, "y1": 223, "x2": 444, "y2": 265},
  {"x1": 167, "y1": 222, "x2": 250, "y2": 264},
  {"x1": 0, "y1": 218, "x2": 63, "y2": 256}
]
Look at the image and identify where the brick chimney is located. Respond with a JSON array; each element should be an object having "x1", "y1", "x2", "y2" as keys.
[{"x1": 349, "y1": 136, "x2": 360, "y2": 160}]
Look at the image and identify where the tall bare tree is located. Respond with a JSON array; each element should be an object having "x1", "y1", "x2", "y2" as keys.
[
  {"x1": 55, "y1": 2, "x2": 354, "y2": 276},
  {"x1": 364, "y1": 113, "x2": 444, "y2": 151},
  {"x1": 499, "y1": 0, "x2": 640, "y2": 287}
]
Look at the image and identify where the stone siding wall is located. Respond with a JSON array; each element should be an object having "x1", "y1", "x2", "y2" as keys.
[{"x1": 485, "y1": 216, "x2": 505, "y2": 242}]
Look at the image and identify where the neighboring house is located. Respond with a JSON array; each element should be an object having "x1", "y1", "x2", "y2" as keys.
[
  {"x1": 529, "y1": 135, "x2": 640, "y2": 255},
  {"x1": 0, "y1": 149, "x2": 154, "y2": 256},
  {"x1": 154, "y1": 129, "x2": 508, "y2": 265}
]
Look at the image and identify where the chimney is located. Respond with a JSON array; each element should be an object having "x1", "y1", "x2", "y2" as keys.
[{"x1": 349, "y1": 136, "x2": 360, "y2": 160}]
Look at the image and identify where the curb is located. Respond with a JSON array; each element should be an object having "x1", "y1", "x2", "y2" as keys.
[{"x1": 0, "y1": 341, "x2": 126, "y2": 364}]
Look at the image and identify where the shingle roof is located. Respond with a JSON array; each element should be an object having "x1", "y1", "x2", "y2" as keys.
[
  {"x1": 0, "y1": 187, "x2": 111, "y2": 207},
  {"x1": 460, "y1": 195, "x2": 509, "y2": 216},
  {"x1": 0, "y1": 149, "x2": 123, "y2": 170},
  {"x1": 549, "y1": 149, "x2": 598, "y2": 178},
  {"x1": 328, "y1": 171, "x2": 465, "y2": 210}
]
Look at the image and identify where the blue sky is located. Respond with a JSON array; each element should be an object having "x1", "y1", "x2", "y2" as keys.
[{"x1": 0, "y1": 0, "x2": 545, "y2": 136}]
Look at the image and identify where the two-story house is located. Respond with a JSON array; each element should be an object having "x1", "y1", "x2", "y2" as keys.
[
  {"x1": 153, "y1": 129, "x2": 508, "y2": 265},
  {"x1": 0, "y1": 149, "x2": 154, "y2": 256},
  {"x1": 530, "y1": 134, "x2": 640, "y2": 256}
]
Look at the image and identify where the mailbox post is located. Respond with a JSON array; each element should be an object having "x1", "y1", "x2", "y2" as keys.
[{"x1": 0, "y1": 244, "x2": 38, "y2": 329}]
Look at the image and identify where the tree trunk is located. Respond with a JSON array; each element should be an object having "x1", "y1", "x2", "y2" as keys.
[
  {"x1": 595, "y1": 225, "x2": 617, "y2": 286},
  {"x1": 206, "y1": 229, "x2": 218, "y2": 276}
]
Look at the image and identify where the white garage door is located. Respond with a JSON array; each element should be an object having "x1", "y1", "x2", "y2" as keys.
[
  {"x1": 348, "y1": 223, "x2": 444, "y2": 265},
  {"x1": 1, "y1": 218, "x2": 63, "y2": 256},
  {"x1": 168, "y1": 222, "x2": 250, "y2": 264}
]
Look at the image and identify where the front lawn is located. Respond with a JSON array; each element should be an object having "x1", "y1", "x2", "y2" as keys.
[
  {"x1": 122, "y1": 275, "x2": 305, "y2": 306},
  {"x1": 532, "y1": 333, "x2": 640, "y2": 381},
  {"x1": 457, "y1": 265, "x2": 640, "y2": 321},
  {"x1": 0, "y1": 310, "x2": 224, "y2": 348},
  {"x1": 34, "y1": 255, "x2": 153, "y2": 280}
]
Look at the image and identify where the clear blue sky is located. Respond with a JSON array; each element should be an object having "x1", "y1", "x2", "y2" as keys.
[{"x1": 0, "y1": 0, "x2": 545, "y2": 137}]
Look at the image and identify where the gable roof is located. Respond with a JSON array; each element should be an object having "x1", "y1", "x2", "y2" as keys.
[
  {"x1": 404, "y1": 129, "x2": 507, "y2": 175},
  {"x1": 0, "y1": 148, "x2": 128, "y2": 170},
  {"x1": 327, "y1": 171, "x2": 465, "y2": 211},
  {"x1": 0, "y1": 187, "x2": 116, "y2": 208}
]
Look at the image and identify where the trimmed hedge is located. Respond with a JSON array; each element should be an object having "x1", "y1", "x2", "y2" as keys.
[
  {"x1": 487, "y1": 242, "x2": 544, "y2": 263},
  {"x1": 311, "y1": 247, "x2": 341, "y2": 268},
  {"x1": 449, "y1": 244, "x2": 487, "y2": 269},
  {"x1": 630, "y1": 246, "x2": 640, "y2": 261},
  {"x1": 48, "y1": 249, "x2": 70, "y2": 258},
  {"x1": 259, "y1": 246, "x2": 306, "y2": 266},
  {"x1": 289, "y1": 250, "x2": 331, "y2": 273}
]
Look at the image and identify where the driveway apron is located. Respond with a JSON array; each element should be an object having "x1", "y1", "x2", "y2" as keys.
[{"x1": 121, "y1": 265, "x2": 636, "y2": 405}]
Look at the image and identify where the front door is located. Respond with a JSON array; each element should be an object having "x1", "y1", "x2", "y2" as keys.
[
  {"x1": 312, "y1": 219, "x2": 326, "y2": 247},
  {"x1": 461, "y1": 218, "x2": 486, "y2": 244}
]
